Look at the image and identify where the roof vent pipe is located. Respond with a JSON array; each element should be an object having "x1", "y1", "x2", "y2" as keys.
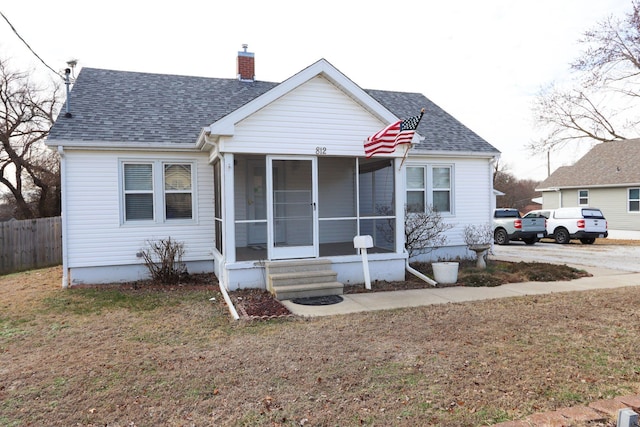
[{"x1": 64, "y1": 68, "x2": 72, "y2": 118}]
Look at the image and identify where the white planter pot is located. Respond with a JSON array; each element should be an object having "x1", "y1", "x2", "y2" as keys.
[{"x1": 432, "y1": 262, "x2": 459, "y2": 284}]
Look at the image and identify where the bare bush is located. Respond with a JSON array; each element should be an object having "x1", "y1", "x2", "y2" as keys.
[
  {"x1": 404, "y1": 205, "x2": 454, "y2": 260},
  {"x1": 463, "y1": 223, "x2": 493, "y2": 246},
  {"x1": 140, "y1": 237, "x2": 187, "y2": 284}
]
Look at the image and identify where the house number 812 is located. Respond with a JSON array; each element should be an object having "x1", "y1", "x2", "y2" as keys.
[{"x1": 315, "y1": 147, "x2": 327, "y2": 155}]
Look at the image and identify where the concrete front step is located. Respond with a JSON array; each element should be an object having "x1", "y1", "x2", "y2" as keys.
[
  {"x1": 265, "y1": 259, "x2": 332, "y2": 275},
  {"x1": 270, "y1": 269, "x2": 338, "y2": 287},
  {"x1": 271, "y1": 281, "x2": 344, "y2": 300},
  {"x1": 265, "y1": 259, "x2": 343, "y2": 301}
]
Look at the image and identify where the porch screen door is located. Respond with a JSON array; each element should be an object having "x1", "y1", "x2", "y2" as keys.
[{"x1": 268, "y1": 157, "x2": 317, "y2": 260}]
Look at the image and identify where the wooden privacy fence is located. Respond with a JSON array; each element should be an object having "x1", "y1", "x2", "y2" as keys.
[{"x1": 0, "y1": 216, "x2": 62, "y2": 275}]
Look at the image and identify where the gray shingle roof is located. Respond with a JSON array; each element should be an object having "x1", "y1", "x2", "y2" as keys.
[
  {"x1": 49, "y1": 68, "x2": 278, "y2": 144},
  {"x1": 539, "y1": 139, "x2": 640, "y2": 188},
  {"x1": 365, "y1": 89, "x2": 498, "y2": 153},
  {"x1": 48, "y1": 67, "x2": 499, "y2": 154}
]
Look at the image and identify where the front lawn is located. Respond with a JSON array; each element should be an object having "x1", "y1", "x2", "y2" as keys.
[{"x1": 1, "y1": 265, "x2": 637, "y2": 426}]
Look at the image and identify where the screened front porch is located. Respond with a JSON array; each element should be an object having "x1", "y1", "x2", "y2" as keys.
[{"x1": 230, "y1": 155, "x2": 399, "y2": 262}]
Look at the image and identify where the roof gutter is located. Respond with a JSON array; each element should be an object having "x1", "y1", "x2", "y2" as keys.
[
  {"x1": 46, "y1": 140, "x2": 200, "y2": 151},
  {"x1": 410, "y1": 149, "x2": 500, "y2": 159}
]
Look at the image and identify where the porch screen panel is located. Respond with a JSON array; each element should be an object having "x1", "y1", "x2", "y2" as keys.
[
  {"x1": 319, "y1": 219, "x2": 357, "y2": 256},
  {"x1": 234, "y1": 156, "x2": 267, "y2": 257},
  {"x1": 318, "y1": 158, "x2": 357, "y2": 254},
  {"x1": 357, "y1": 158, "x2": 395, "y2": 252},
  {"x1": 213, "y1": 160, "x2": 222, "y2": 254},
  {"x1": 358, "y1": 159, "x2": 394, "y2": 216},
  {"x1": 359, "y1": 218, "x2": 395, "y2": 252}
]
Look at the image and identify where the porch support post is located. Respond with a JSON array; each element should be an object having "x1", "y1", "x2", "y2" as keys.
[{"x1": 223, "y1": 153, "x2": 236, "y2": 263}]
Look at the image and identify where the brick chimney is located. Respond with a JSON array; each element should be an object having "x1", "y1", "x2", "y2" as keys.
[{"x1": 237, "y1": 44, "x2": 255, "y2": 81}]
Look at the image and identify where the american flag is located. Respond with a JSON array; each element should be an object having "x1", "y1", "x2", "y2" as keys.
[{"x1": 364, "y1": 110, "x2": 424, "y2": 158}]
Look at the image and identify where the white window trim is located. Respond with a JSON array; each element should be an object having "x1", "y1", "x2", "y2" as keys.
[
  {"x1": 162, "y1": 162, "x2": 196, "y2": 222},
  {"x1": 119, "y1": 159, "x2": 197, "y2": 225},
  {"x1": 578, "y1": 189, "x2": 589, "y2": 206},
  {"x1": 405, "y1": 164, "x2": 454, "y2": 216}
]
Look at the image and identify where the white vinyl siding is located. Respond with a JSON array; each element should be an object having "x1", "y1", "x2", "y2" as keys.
[
  {"x1": 406, "y1": 157, "x2": 493, "y2": 247},
  {"x1": 64, "y1": 150, "x2": 214, "y2": 268},
  {"x1": 223, "y1": 76, "x2": 402, "y2": 158}
]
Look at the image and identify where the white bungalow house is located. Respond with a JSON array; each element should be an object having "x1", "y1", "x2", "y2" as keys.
[
  {"x1": 537, "y1": 139, "x2": 640, "y2": 239},
  {"x1": 46, "y1": 49, "x2": 500, "y2": 293}
]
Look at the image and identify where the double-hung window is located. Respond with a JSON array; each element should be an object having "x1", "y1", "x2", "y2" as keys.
[
  {"x1": 406, "y1": 167, "x2": 426, "y2": 213},
  {"x1": 629, "y1": 188, "x2": 640, "y2": 212},
  {"x1": 124, "y1": 163, "x2": 154, "y2": 221},
  {"x1": 432, "y1": 167, "x2": 451, "y2": 212},
  {"x1": 406, "y1": 165, "x2": 453, "y2": 214},
  {"x1": 578, "y1": 189, "x2": 589, "y2": 206},
  {"x1": 164, "y1": 164, "x2": 193, "y2": 219},
  {"x1": 122, "y1": 161, "x2": 194, "y2": 223}
]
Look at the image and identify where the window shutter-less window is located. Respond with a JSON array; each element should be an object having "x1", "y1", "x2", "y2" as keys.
[
  {"x1": 124, "y1": 164, "x2": 154, "y2": 220},
  {"x1": 164, "y1": 164, "x2": 193, "y2": 219}
]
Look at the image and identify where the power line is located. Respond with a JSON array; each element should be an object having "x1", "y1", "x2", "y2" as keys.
[{"x1": 0, "y1": 10, "x2": 63, "y2": 79}]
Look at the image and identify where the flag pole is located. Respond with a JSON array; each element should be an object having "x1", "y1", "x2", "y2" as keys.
[
  {"x1": 398, "y1": 108, "x2": 425, "y2": 170},
  {"x1": 399, "y1": 144, "x2": 410, "y2": 170}
]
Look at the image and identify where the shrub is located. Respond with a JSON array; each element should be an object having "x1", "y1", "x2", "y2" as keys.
[
  {"x1": 404, "y1": 205, "x2": 454, "y2": 259},
  {"x1": 463, "y1": 223, "x2": 493, "y2": 246},
  {"x1": 140, "y1": 237, "x2": 187, "y2": 284}
]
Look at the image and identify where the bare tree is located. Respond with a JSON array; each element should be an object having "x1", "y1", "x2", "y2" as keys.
[
  {"x1": 530, "y1": 1, "x2": 640, "y2": 155},
  {"x1": 494, "y1": 170, "x2": 541, "y2": 212},
  {"x1": 0, "y1": 58, "x2": 62, "y2": 219}
]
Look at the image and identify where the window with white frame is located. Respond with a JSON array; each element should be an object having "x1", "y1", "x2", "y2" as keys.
[
  {"x1": 578, "y1": 189, "x2": 589, "y2": 206},
  {"x1": 432, "y1": 167, "x2": 451, "y2": 212},
  {"x1": 406, "y1": 165, "x2": 453, "y2": 214},
  {"x1": 629, "y1": 188, "x2": 640, "y2": 212},
  {"x1": 406, "y1": 166, "x2": 426, "y2": 213},
  {"x1": 122, "y1": 161, "x2": 194, "y2": 223},
  {"x1": 164, "y1": 164, "x2": 193, "y2": 219},
  {"x1": 124, "y1": 163, "x2": 154, "y2": 221}
]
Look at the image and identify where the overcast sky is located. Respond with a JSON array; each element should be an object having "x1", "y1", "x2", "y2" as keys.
[{"x1": 1, "y1": 0, "x2": 632, "y2": 181}]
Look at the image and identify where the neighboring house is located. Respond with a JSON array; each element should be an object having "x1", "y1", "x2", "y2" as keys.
[
  {"x1": 537, "y1": 139, "x2": 640, "y2": 238},
  {"x1": 46, "y1": 49, "x2": 500, "y2": 289}
]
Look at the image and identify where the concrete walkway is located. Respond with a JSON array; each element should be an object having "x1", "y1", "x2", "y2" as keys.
[{"x1": 281, "y1": 264, "x2": 640, "y2": 317}]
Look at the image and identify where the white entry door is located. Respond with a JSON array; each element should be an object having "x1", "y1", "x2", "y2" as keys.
[{"x1": 267, "y1": 156, "x2": 317, "y2": 260}]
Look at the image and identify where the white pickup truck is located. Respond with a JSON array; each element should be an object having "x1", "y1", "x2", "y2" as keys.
[
  {"x1": 523, "y1": 207, "x2": 608, "y2": 244},
  {"x1": 493, "y1": 208, "x2": 547, "y2": 245}
]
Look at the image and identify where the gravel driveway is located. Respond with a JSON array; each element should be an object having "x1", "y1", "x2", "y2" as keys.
[{"x1": 491, "y1": 241, "x2": 640, "y2": 273}]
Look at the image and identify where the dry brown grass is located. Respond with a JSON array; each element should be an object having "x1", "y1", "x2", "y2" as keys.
[{"x1": 1, "y1": 265, "x2": 639, "y2": 426}]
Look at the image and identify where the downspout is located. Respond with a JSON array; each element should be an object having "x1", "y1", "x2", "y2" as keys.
[
  {"x1": 58, "y1": 145, "x2": 69, "y2": 288},
  {"x1": 405, "y1": 259, "x2": 437, "y2": 286},
  {"x1": 218, "y1": 281, "x2": 240, "y2": 320}
]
